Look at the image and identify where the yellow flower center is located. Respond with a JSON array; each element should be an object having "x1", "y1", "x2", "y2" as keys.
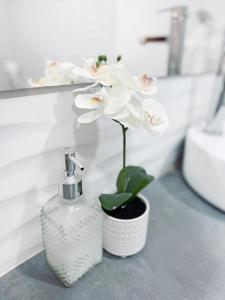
[{"x1": 90, "y1": 96, "x2": 104, "y2": 104}]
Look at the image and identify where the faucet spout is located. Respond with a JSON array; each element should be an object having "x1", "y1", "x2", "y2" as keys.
[
  {"x1": 142, "y1": 6, "x2": 188, "y2": 76},
  {"x1": 168, "y1": 6, "x2": 187, "y2": 75}
]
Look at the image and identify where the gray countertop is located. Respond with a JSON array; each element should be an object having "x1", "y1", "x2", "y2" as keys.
[{"x1": 1, "y1": 171, "x2": 225, "y2": 300}]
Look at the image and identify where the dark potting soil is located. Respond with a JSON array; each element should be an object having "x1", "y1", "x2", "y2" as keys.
[{"x1": 104, "y1": 197, "x2": 146, "y2": 220}]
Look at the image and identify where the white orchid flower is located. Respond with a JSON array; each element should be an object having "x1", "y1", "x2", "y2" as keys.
[
  {"x1": 75, "y1": 85, "x2": 131, "y2": 124},
  {"x1": 30, "y1": 56, "x2": 169, "y2": 136},
  {"x1": 30, "y1": 61, "x2": 79, "y2": 87},
  {"x1": 72, "y1": 58, "x2": 157, "y2": 95},
  {"x1": 115, "y1": 68, "x2": 157, "y2": 96},
  {"x1": 116, "y1": 93, "x2": 142, "y2": 129},
  {"x1": 73, "y1": 58, "x2": 119, "y2": 86},
  {"x1": 74, "y1": 82, "x2": 167, "y2": 132},
  {"x1": 136, "y1": 74, "x2": 157, "y2": 95},
  {"x1": 141, "y1": 98, "x2": 169, "y2": 134}
]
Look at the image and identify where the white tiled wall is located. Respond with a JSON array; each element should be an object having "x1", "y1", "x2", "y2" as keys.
[{"x1": 0, "y1": 74, "x2": 215, "y2": 276}]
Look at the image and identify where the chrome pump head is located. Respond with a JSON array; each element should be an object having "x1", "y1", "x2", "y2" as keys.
[
  {"x1": 61, "y1": 147, "x2": 84, "y2": 200},
  {"x1": 62, "y1": 148, "x2": 84, "y2": 176}
]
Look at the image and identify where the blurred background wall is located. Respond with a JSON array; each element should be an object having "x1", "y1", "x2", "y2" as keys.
[
  {"x1": 115, "y1": 0, "x2": 225, "y2": 75},
  {"x1": 1, "y1": 0, "x2": 225, "y2": 90},
  {"x1": 6, "y1": 0, "x2": 115, "y2": 79},
  {"x1": 0, "y1": 1, "x2": 11, "y2": 88}
]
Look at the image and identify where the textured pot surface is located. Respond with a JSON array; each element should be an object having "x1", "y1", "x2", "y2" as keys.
[{"x1": 103, "y1": 194, "x2": 150, "y2": 257}]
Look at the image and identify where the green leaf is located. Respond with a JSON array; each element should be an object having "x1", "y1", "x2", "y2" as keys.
[
  {"x1": 116, "y1": 166, "x2": 154, "y2": 198},
  {"x1": 99, "y1": 193, "x2": 133, "y2": 211},
  {"x1": 116, "y1": 167, "x2": 127, "y2": 193}
]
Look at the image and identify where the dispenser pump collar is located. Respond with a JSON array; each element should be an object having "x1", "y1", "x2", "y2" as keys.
[{"x1": 61, "y1": 147, "x2": 84, "y2": 200}]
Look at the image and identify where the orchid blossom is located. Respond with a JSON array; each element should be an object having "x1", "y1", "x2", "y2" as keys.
[
  {"x1": 75, "y1": 85, "x2": 131, "y2": 123},
  {"x1": 73, "y1": 56, "x2": 168, "y2": 134},
  {"x1": 30, "y1": 56, "x2": 169, "y2": 134},
  {"x1": 30, "y1": 61, "x2": 80, "y2": 87}
]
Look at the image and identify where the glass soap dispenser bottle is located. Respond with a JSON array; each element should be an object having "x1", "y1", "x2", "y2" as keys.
[{"x1": 41, "y1": 147, "x2": 103, "y2": 287}]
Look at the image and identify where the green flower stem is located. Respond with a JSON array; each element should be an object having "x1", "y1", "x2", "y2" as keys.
[
  {"x1": 112, "y1": 120, "x2": 128, "y2": 170},
  {"x1": 121, "y1": 124, "x2": 128, "y2": 170}
]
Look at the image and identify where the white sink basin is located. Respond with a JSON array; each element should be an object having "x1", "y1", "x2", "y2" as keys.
[{"x1": 183, "y1": 125, "x2": 225, "y2": 211}]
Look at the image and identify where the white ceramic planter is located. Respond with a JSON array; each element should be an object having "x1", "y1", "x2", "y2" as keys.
[{"x1": 103, "y1": 194, "x2": 150, "y2": 257}]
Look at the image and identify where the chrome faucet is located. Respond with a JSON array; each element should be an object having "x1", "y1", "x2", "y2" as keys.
[{"x1": 142, "y1": 6, "x2": 188, "y2": 76}]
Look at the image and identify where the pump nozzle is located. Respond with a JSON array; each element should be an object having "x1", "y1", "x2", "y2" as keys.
[
  {"x1": 68, "y1": 156, "x2": 84, "y2": 171},
  {"x1": 62, "y1": 147, "x2": 84, "y2": 176},
  {"x1": 61, "y1": 147, "x2": 84, "y2": 200}
]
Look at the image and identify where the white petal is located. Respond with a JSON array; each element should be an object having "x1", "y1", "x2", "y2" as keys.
[
  {"x1": 104, "y1": 85, "x2": 131, "y2": 115},
  {"x1": 111, "y1": 108, "x2": 130, "y2": 120},
  {"x1": 117, "y1": 68, "x2": 139, "y2": 89},
  {"x1": 142, "y1": 98, "x2": 169, "y2": 134},
  {"x1": 135, "y1": 75, "x2": 157, "y2": 95},
  {"x1": 82, "y1": 58, "x2": 96, "y2": 69},
  {"x1": 127, "y1": 97, "x2": 142, "y2": 119},
  {"x1": 146, "y1": 117, "x2": 169, "y2": 134},
  {"x1": 109, "y1": 84, "x2": 130, "y2": 99},
  {"x1": 73, "y1": 66, "x2": 95, "y2": 79},
  {"x1": 142, "y1": 98, "x2": 166, "y2": 115},
  {"x1": 98, "y1": 73, "x2": 118, "y2": 86},
  {"x1": 139, "y1": 85, "x2": 157, "y2": 95},
  {"x1": 119, "y1": 114, "x2": 141, "y2": 129},
  {"x1": 42, "y1": 74, "x2": 70, "y2": 86},
  {"x1": 72, "y1": 82, "x2": 98, "y2": 95},
  {"x1": 75, "y1": 93, "x2": 101, "y2": 109},
  {"x1": 77, "y1": 109, "x2": 102, "y2": 123}
]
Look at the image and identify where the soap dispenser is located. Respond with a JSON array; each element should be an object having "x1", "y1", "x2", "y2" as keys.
[{"x1": 41, "y1": 147, "x2": 103, "y2": 287}]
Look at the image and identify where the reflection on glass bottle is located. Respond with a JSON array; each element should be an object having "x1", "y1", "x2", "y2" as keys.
[{"x1": 41, "y1": 148, "x2": 103, "y2": 287}]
